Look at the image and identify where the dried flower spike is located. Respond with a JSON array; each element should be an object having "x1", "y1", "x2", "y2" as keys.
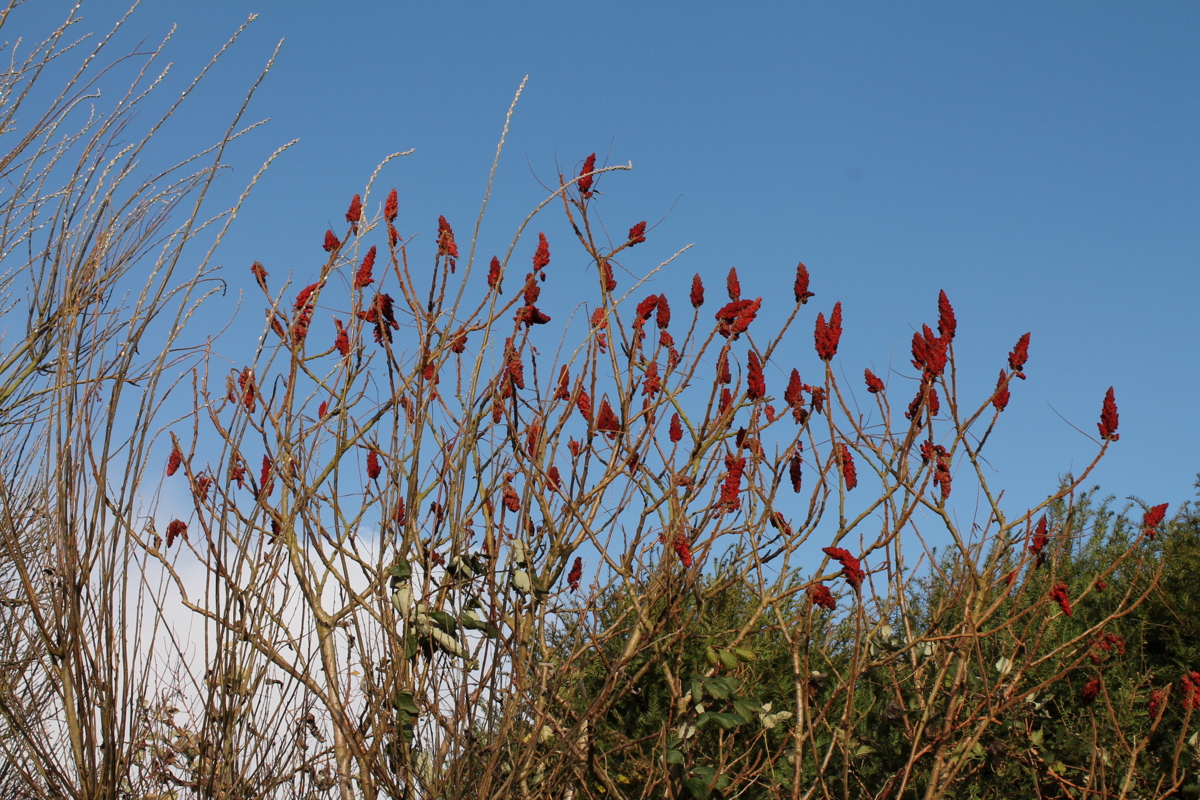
[
  {"x1": 323, "y1": 230, "x2": 340, "y2": 253},
  {"x1": 809, "y1": 583, "x2": 836, "y2": 610},
  {"x1": 334, "y1": 319, "x2": 350, "y2": 356},
  {"x1": 567, "y1": 557, "x2": 583, "y2": 591},
  {"x1": 627, "y1": 221, "x2": 646, "y2": 245},
  {"x1": 384, "y1": 188, "x2": 399, "y2": 223},
  {"x1": 690, "y1": 274, "x2": 705, "y2": 308},
  {"x1": 1098, "y1": 386, "x2": 1120, "y2": 441},
  {"x1": 601, "y1": 261, "x2": 617, "y2": 293},
  {"x1": 747, "y1": 350, "x2": 766, "y2": 400},
  {"x1": 578, "y1": 153, "x2": 596, "y2": 196},
  {"x1": 673, "y1": 533, "x2": 693, "y2": 568},
  {"x1": 669, "y1": 413, "x2": 683, "y2": 443},
  {"x1": 345, "y1": 194, "x2": 362, "y2": 227},
  {"x1": 166, "y1": 445, "x2": 182, "y2": 477},
  {"x1": 250, "y1": 261, "x2": 269, "y2": 292},
  {"x1": 726, "y1": 267, "x2": 741, "y2": 301},
  {"x1": 794, "y1": 262, "x2": 815, "y2": 305},
  {"x1": 864, "y1": 369, "x2": 885, "y2": 394},
  {"x1": 838, "y1": 443, "x2": 857, "y2": 491},
  {"x1": 1008, "y1": 332, "x2": 1030, "y2": 377},
  {"x1": 656, "y1": 295, "x2": 671, "y2": 329},
  {"x1": 1049, "y1": 582, "x2": 1073, "y2": 616},
  {"x1": 533, "y1": 232, "x2": 550, "y2": 271},
  {"x1": 937, "y1": 290, "x2": 956, "y2": 342},
  {"x1": 814, "y1": 302, "x2": 843, "y2": 361},
  {"x1": 367, "y1": 449, "x2": 381, "y2": 480},
  {"x1": 166, "y1": 519, "x2": 187, "y2": 548},
  {"x1": 992, "y1": 370, "x2": 1011, "y2": 411},
  {"x1": 487, "y1": 256, "x2": 503, "y2": 292},
  {"x1": 1142, "y1": 503, "x2": 1169, "y2": 540},
  {"x1": 354, "y1": 246, "x2": 376, "y2": 289}
]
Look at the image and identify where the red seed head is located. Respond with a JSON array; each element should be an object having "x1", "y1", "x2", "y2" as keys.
[
  {"x1": 488, "y1": 256, "x2": 502, "y2": 292},
  {"x1": 673, "y1": 533, "x2": 694, "y2": 568},
  {"x1": 1049, "y1": 582, "x2": 1073, "y2": 616},
  {"x1": 367, "y1": 449, "x2": 381, "y2": 480},
  {"x1": 937, "y1": 290, "x2": 956, "y2": 342},
  {"x1": 839, "y1": 443, "x2": 857, "y2": 491},
  {"x1": 814, "y1": 302, "x2": 844, "y2": 361},
  {"x1": 784, "y1": 369, "x2": 804, "y2": 409},
  {"x1": 641, "y1": 360, "x2": 661, "y2": 397},
  {"x1": 717, "y1": 351, "x2": 732, "y2": 385},
  {"x1": 596, "y1": 398, "x2": 621, "y2": 438},
  {"x1": 809, "y1": 583, "x2": 836, "y2": 610},
  {"x1": 910, "y1": 324, "x2": 948, "y2": 378},
  {"x1": 690, "y1": 274, "x2": 705, "y2": 308},
  {"x1": 1098, "y1": 386, "x2": 1120, "y2": 441},
  {"x1": 567, "y1": 556, "x2": 583, "y2": 591},
  {"x1": 601, "y1": 260, "x2": 617, "y2": 292},
  {"x1": 166, "y1": 445, "x2": 182, "y2": 477},
  {"x1": 166, "y1": 519, "x2": 187, "y2": 548},
  {"x1": 669, "y1": 412, "x2": 683, "y2": 442},
  {"x1": 992, "y1": 370, "x2": 1011, "y2": 411},
  {"x1": 334, "y1": 319, "x2": 350, "y2": 356},
  {"x1": 1008, "y1": 332, "x2": 1031, "y2": 377},
  {"x1": 578, "y1": 153, "x2": 597, "y2": 196},
  {"x1": 634, "y1": 294, "x2": 659, "y2": 326},
  {"x1": 346, "y1": 194, "x2": 362, "y2": 225},
  {"x1": 514, "y1": 305, "x2": 552, "y2": 326},
  {"x1": 726, "y1": 267, "x2": 741, "y2": 301},
  {"x1": 384, "y1": 188, "x2": 398, "y2": 223},
  {"x1": 576, "y1": 392, "x2": 593, "y2": 423},
  {"x1": 523, "y1": 273, "x2": 541, "y2": 306},
  {"x1": 719, "y1": 455, "x2": 746, "y2": 511},
  {"x1": 714, "y1": 298, "x2": 761, "y2": 339},
  {"x1": 554, "y1": 366, "x2": 571, "y2": 401},
  {"x1": 864, "y1": 369, "x2": 885, "y2": 394},
  {"x1": 250, "y1": 261, "x2": 268, "y2": 291},
  {"x1": 437, "y1": 215, "x2": 459, "y2": 263},
  {"x1": 1082, "y1": 678, "x2": 1101, "y2": 705},
  {"x1": 323, "y1": 230, "x2": 340, "y2": 253},
  {"x1": 628, "y1": 221, "x2": 647, "y2": 246},
  {"x1": 501, "y1": 483, "x2": 520, "y2": 512},
  {"x1": 794, "y1": 262, "x2": 815, "y2": 305},
  {"x1": 789, "y1": 452, "x2": 802, "y2": 493},
  {"x1": 354, "y1": 246, "x2": 376, "y2": 289},
  {"x1": 533, "y1": 232, "x2": 550, "y2": 271},
  {"x1": 747, "y1": 350, "x2": 765, "y2": 400},
  {"x1": 655, "y1": 294, "x2": 671, "y2": 329},
  {"x1": 1030, "y1": 515, "x2": 1049, "y2": 555},
  {"x1": 1142, "y1": 503, "x2": 1169, "y2": 540}
]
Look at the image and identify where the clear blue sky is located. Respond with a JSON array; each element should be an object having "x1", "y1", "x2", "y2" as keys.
[{"x1": 19, "y1": 2, "x2": 1200, "y2": 515}]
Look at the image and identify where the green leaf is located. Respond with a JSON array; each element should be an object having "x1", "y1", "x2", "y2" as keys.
[
  {"x1": 428, "y1": 610, "x2": 457, "y2": 634},
  {"x1": 708, "y1": 712, "x2": 745, "y2": 730},
  {"x1": 691, "y1": 680, "x2": 704, "y2": 703},
  {"x1": 389, "y1": 560, "x2": 412, "y2": 581},
  {"x1": 1030, "y1": 729, "x2": 1044, "y2": 748},
  {"x1": 732, "y1": 700, "x2": 761, "y2": 723},
  {"x1": 718, "y1": 650, "x2": 739, "y2": 670},
  {"x1": 705, "y1": 677, "x2": 736, "y2": 699},
  {"x1": 854, "y1": 744, "x2": 876, "y2": 758},
  {"x1": 405, "y1": 634, "x2": 419, "y2": 660},
  {"x1": 732, "y1": 647, "x2": 757, "y2": 662},
  {"x1": 666, "y1": 748, "x2": 685, "y2": 765},
  {"x1": 393, "y1": 691, "x2": 419, "y2": 715},
  {"x1": 683, "y1": 776, "x2": 711, "y2": 799}
]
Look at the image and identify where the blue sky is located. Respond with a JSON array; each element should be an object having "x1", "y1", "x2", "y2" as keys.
[{"x1": 19, "y1": 1, "x2": 1199, "y2": 517}]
